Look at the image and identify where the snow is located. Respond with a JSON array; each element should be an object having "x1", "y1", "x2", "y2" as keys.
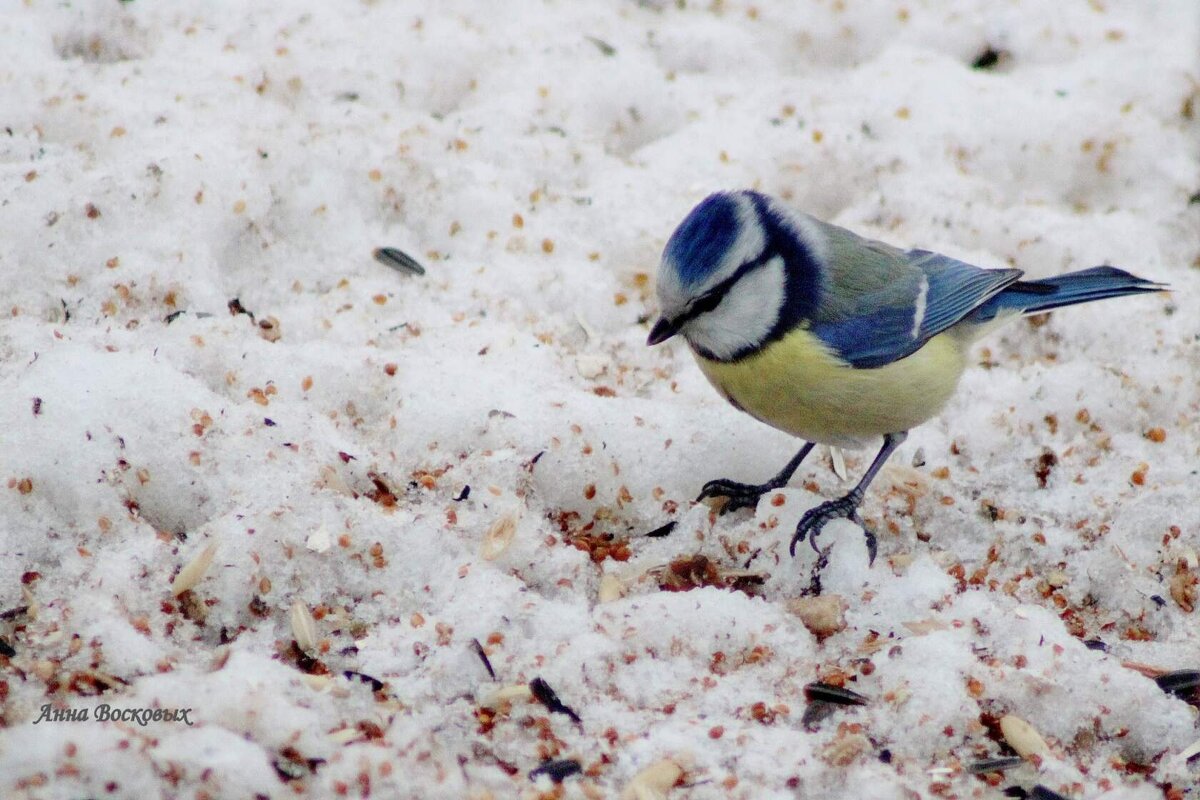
[{"x1": 1, "y1": 0, "x2": 1198, "y2": 798}]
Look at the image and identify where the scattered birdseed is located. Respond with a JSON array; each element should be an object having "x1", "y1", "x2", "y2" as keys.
[
  {"x1": 999, "y1": 714, "x2": 1051, "y2": 760},
  {"x1": 272, "y1": 757, "x2": 308, "y2": 782},
  {"x1": 801, "y1": 680, "x2": 867, "y2": 730},
  {"x1": 481, "y1": 512, "x2": 518, "y2": 560},
  {"x1": 598, "y1": 573, "x2": 625, "y2": 603},
  {"x1": 654, "y1": 554, "x2": 765, "y2": 595},
  {"x1": 373, "y1": 247, "x2": 426, "y2": 276},
  {"x1": 584, "y1": 35, "x2": 616, "y2": 56},
  {"x1": 575, "y1": 353, "x2": 609, "y2": 379},
  {"x1": 290, "y1": 600, "x2": 318, "y2": 654},
  {"x1": 1034, "y1": 450, "x2": 1057, "y2": 488},
  {"x1": 830, "y1": 446, "x2": 848, "y2": 480},
  {"x1": 171, "y1": 540, "x2": 218, "y2": 596},
  {"x1": 341, "y1": 670, "x2": 384, "y2": 692},
  {"x1": 529, "y1": 758, "x2": 583, "y2": 783},
  {"x1": 786, "y1": 595, "x2": 847, "y2": 638},
  {"x1": 971, "y1": 46, "x2": 1010, "y2": 70},
  {"x1": 471, "y1": 638, "x2": 496, "y2": 681},
  {"x1": 801, "y1": 701, "x2": 838, "y2": 728},
  {"x1": 967, "y1": 756, "x2": 1025, "y2": 774},
  {"x1": 302, "y1": 674, "x2": 332, "y2": 694},
  {"x1": 227, "y1": 297, "x2": 253, "y2": 319},
  {"x1": 258, "y1": 315, "x2": 282, "y2": 342},
  {"x1": 327, "y1": 726, "x2": 364, "y2": 746},
  {"x1": 645, "y1": 520, "x2": 676, "y2": 538},
  {"x1": 803, "y1": 682, "x2": 868, "y2": 706},
  {"x1": 479, "y1": 683, "x2": 533, "y2": 711},
  {"x1": 529, "y1": 676, "x2": 581, "y2": 724},
  {"x1": 305, "y1": 525, "x2": 332, "y2": 553},
  {"x1": 620, "y1": 758, "x2": 684, "y2": 800},
  {"x1": 1177, "y1": 736, "x2": 1200, "y2": 762},
  {"x1": 287, "y1": 640, "x2": 328, "y2": 676},
  {"x1": 1154, "y1": 669, "x2": 1200, "y2": 698}
]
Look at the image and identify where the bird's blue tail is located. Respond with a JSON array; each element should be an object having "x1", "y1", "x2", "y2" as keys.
[{"x1": 972, "y1": 266, "x2": 1164, "y2": 322}]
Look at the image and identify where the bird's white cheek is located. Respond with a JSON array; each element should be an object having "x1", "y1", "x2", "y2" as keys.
[{"x1": 683, "y1": 257, "x2": 786, "y2": 360}]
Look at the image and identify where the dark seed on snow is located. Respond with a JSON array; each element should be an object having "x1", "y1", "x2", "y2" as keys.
[
  {"x1": 373, "y1": 247, "x2": 426, "y2": 276},
  {"x1": 529, "y1": 677, "x2": 581, "y2": 723},
  {"x1": 342, "y1": 670, "x2": 384, "y2": 692},
  {"x1": 800, "y1": 701, "x2": 836, "y2": 728},
  {"x1": 529, "y1": 759, "x2": 582, "y2": 783},
  {"x1": 471, "y1": 638, "x2": 496, "y2": 681},
  {"x1": 803, "y1": 681, "x2": 868, "y2": 706},
  {"x1": 646, "y1": 520, "x2": 677, "y2": 538},
  {"x1": 967, "y1": 756, "x2": 1025, "y2": 774},
  {"x1": 1154, "y1": 669, "x2": 1200, "y2": 697}
]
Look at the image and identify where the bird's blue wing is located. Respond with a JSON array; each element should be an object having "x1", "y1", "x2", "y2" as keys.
[
  {"x1": 810, "y1": 249, "x2": 1022, "y2": 369},
  {"x1": 907, "y1": 250, "x2": 1023, "y2": 338}
]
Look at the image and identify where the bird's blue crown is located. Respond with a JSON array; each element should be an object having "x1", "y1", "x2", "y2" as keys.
[{"x1": 662, "y1": 192, "x2": 745, "y2": 288}]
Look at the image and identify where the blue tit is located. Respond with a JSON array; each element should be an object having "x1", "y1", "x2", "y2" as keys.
[{"x1": 647, "y1": 190, "x2": 1165, "y2": 565}]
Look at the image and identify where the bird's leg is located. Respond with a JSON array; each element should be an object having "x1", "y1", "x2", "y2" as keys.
[
  {"x1": 697, "y1": 442, "x2": 815, "y2": 514},
  {"x1": 789, "y1": 431, "x2": 907, "y2": 566}
]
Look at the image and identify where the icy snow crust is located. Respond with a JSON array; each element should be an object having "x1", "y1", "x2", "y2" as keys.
[{"x1": 1, "y1": 1, "x2": 1198, "y2": 798}]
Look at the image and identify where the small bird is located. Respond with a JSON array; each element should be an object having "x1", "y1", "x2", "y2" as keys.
[{"x1": 647, "y1": 190, "x2": 1164, "y2": 564}]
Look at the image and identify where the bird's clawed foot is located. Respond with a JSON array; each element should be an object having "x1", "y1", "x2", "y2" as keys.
[
  {"x1": 697, "y1": 443, "x2": 815, "y2": 516},
  {"x1": 789, "y1": 490, "x2": 878, "y2": 566},
  {"x1": 697, "y1": 478, "x2": 777, "y2": 514}
]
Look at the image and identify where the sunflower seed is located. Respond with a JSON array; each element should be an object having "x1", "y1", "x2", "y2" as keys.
[
  {"x1": 804, "y1": 682, "x2": 867, "y2": 706},
  {"x1": 1154, "y1": 669, "x2": 1200, "y2": 697},
  {"x1": 373, "y1": 247, "x2": 425, "y2": 276},
  {"x1": 967, "y1": 756, "x2": 1025, "y2": 774}
]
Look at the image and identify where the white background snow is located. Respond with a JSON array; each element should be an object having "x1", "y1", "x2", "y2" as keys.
[{"x1": 1, "y1": 1, "x2": 1198, "y2": 798}]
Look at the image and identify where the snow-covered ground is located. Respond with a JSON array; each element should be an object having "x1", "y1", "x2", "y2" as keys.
[{"x1": 1, "y1": 1, "x2": 1198, "y2": 798}]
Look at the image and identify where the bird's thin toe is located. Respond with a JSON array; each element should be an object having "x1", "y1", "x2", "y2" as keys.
[
  {"x1": 790, "y1": 498, "x2": 863, "y2": 559},
  {"x1": 696, "y1": 479, "x2": 733, "y2": 501},
  {"x1": 697, "y1": 479, "x2": 765, "y2": 513}
]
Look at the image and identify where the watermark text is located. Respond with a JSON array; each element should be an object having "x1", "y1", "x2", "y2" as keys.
[{"x1": 32, "y1": 704, "x2": 194, "y2": 726}]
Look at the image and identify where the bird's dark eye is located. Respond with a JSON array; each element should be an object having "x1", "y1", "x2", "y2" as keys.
[{"x1": 693, "y1": 291, "x2": 723, "y2": 315}]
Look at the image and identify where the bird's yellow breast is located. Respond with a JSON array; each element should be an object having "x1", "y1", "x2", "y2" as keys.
[{"x1": 694, "y1": 327, "x2": 968, "y2": 445}]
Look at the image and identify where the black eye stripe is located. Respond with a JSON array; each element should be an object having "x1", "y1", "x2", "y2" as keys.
[
  {"x1": 678, "y1": 248, "x2": 775, "y2": 325},
  {"x1": 694, "y1": 291, "x2": 723, "y2": 313}
]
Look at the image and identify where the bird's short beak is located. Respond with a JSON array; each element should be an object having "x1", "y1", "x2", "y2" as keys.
[{"x1": 647, "y1": 316, "x2": 681, "y2": 346}]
